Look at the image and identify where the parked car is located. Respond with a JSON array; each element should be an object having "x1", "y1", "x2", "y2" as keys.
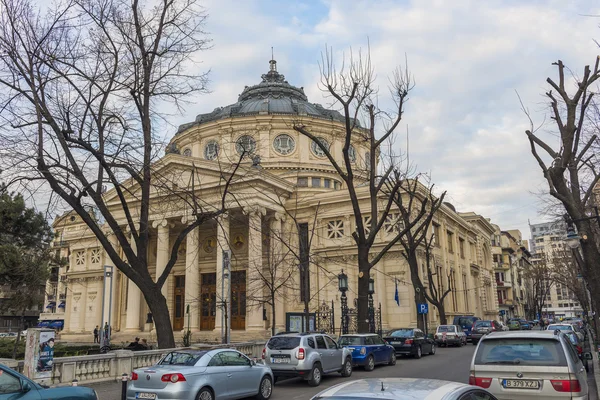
[
  {"x1": 518, "y1": 319, "x2": 532, "y2": 330},
  {"x1": 564, "y1": 331, "x2": 589, "y2": 372},
  {"x1": 434, "y1": 325, "x2": 467, "y2": 347},
  {"x1": 453, "y1": 316, "x2": 481, "y2": 341},
  {"x1": 0, "y1": 363, "x2": 98, "y2": 399},
  {"x1": 383, "y1": 328, "x2": 436, "y2": 359},
  {"x1": 547, "y1": 323, "x2": 584, "y2": 342},
  {"x1": 338, "y1": 333, "x2": 395, "y2": 371},
  {"x1": 310, "y1": 378, "x2": 498, "y2": 400},
  {"x1": 127, "y1": 349, "x2": 274, "y2": 400},
  {"x1": 506, "y1": 320, "x2": 521, "y2": 331},
  {"x1": 471, "y1": 320, "x2": 503, "y2": 344},
  {"x1": 263, "y1": 332, "x2": 352, "y2": 386},
  {"x1": 470, "y1": 330, "x2": 591, "y2": 399}
]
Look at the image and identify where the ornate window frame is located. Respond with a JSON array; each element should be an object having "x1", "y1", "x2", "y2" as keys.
[
  {"x1": 236, "y1": 135, "x2": 257, "y2": 155},
  {"x1": 327, "y1": 220, "x2": 344, "y2": 239},
  {"x1": 311, "y1": 137, "x2": 330, "y2": 158},
  {"x1": 273, "y1": 134, "x2": 296, "y2": 156},
  {"x1": 204, "y1": 140, "x2": 220, "y2": 160}
]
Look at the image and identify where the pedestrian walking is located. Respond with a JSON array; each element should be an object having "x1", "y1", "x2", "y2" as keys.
[
  {"x1": 93, "y1": 326, "x2": 99, "y2": 343},
  {"x1": 103, "y1": 322, "x2": 110, "y2": 341}
]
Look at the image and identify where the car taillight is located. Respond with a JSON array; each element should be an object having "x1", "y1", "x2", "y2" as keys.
[
  {"x1": 576, "y1": 345, "x2": 583, "y2": 354},
  {"x1": 469, "y1": 372, "x2": 491, "y2": 388},
  {"x1": 360, "y1": 348, "x2": 366, "y2": 355},
  {"x1": 551, "y1": 379, "x2": 581, "y2": 392},
  {"x1": 161, "y1": 373, "x2": 186, "y2": 383},
  {"x1": 262, "y1": 348, "x2": 266, "y2": 359},
  {"x1": 405, "y1": 339, "x2": 413, "y2": 344},
  {"x1": 131, "y1": 372, "x2": 138, "y2": 381},
  {"x1": 297, "y1": 348, "x2": 305, "y2": 360}
]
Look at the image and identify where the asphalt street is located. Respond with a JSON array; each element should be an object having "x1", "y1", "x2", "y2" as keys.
[{"x1": 86, "y1": 344, "x2": 476, "y2": 400}]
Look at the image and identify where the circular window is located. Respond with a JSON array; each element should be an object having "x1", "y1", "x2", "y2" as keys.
[
  {"x1": 273, "y1": 134, "x2": 295, "y2": 155},
  {"x1": 348, "y1": 145, "x2": 356, "y2": 163},
  {"x1": 311, "y1": 137, "x2": 330, "y2": 158},
  {"x1": 182, "y1": 148, "x2": 192, "y2": 157},
  {"x1": 204, "y1": 140, "x2": 219, "y2": 160},
  {"x1": 236, "y1": 135, "x2": 257, "y2": 155}
]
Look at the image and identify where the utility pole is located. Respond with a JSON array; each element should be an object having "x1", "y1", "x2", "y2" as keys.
[{"x1": 221, "y1": 250, "x2": 231, "y2": 344}]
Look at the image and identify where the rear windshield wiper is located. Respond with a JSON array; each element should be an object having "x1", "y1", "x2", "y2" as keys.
[{"x1": 484, "y1": 360, "x2": 521, "y2": 365}]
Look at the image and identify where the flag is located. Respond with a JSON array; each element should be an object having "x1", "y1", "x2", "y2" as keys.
[{"x1": 394, "y1": 279, "x2": 400, "y2": 306}]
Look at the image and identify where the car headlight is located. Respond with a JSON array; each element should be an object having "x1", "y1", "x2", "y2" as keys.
[{"x1": 360, "y1": 348, "x2": 366, "y2": 355}]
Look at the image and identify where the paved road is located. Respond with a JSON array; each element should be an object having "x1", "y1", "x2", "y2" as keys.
[{"x1": 87, "y1": 344, "x2": 476, "y2": 399}]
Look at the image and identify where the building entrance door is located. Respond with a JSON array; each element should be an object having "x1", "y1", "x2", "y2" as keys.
[
  {"x1": 200, "y1": 273, "x2": 216, "y2": 331},
  {"x1": 231, "y1": 271, "x2": 246, "y2": 330},
  {"x1": 173, "y1": 276, "x2": 185, "y2": 331}
]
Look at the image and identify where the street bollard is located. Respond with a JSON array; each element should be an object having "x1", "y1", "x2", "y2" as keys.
[
  {"x1": 121, "y1": 373, "x2": 128, "y2": 400},
  {"x1": 72, "y1": 379, "x2": 78, "y2": 387}
]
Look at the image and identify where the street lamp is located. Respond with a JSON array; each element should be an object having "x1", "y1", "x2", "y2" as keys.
[
  {"x1": 338, "y1": 270, "x2": 349, "y2": 334},
  {"x1": 368, "y1": 277, "x2": 375, "y2": 333},
  {"x1": 565, "y1": 226, "x2": 581, "y2": 249}
]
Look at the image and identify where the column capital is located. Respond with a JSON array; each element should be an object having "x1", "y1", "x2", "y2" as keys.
[
  {"x1": 244, "y1": 206, "x2": 267, "y2": 217},
  {"x1": 273, "y1": 211, "x2": 287, "y2": 222},
  {"x1": 217, "y1": 213, "x2": 230, "y2": 222},
  {"x1": 152, "y1": 219, "x2": 173, "y2": 229}
]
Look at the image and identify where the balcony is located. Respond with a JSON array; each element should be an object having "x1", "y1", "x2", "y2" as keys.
[
  {"x1": 496, "y1": 280, "x2": 511, "y2": 288},
  {"x1": 494, "y1": 262, "x2": 509, "y2": 270}
]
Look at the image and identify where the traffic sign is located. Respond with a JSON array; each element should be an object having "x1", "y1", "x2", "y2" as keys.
[{"x1": 417, "y1": 303, "x2": 428, "y2": 314}]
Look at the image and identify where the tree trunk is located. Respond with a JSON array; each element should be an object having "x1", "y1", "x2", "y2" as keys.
[
  {"x1": 271, "y1": 294, "x2": 276, "y2": 337},
  {"x1": 357, "y1": 249, "x2": 370, "y2": 333},
  {"x1": 406, "y1": 251, "x2": 427, "y2": 330},
  {"x1": 12, "y1": 311, "x2": 24, "y2": 359},
  {"x1": 437, "y1": 302, "x2": 447, "y2": 325},
  {"x1": 143, "y1": 285, "x2": 175, "y2": 349}
]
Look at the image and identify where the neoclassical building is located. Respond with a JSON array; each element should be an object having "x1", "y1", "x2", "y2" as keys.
[{"x1": 40, "y1": 60, "x2": 499, "y2": 342}]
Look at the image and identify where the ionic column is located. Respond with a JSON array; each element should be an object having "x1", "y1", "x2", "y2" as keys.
[
  {"x1": 184, "y1": 221, "x2": 200, "y2": 332},
  {"x1": 125, "y1": 234, "x2": 142, "y2": 332},
  {"x1": 247, "y1": 207, "x2": 266, "y2": 331},
  {"x1": 271, "y1": 213, "x2": 286, "y2": 332},
  {"x1": 153, "y1": 220, "x2": 170, "y2": 300},
  {"x1": 214, "y1": 214, "x2": 230, "y2": 334}
]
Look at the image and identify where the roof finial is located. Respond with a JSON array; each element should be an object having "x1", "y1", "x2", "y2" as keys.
[{"x1": 269, "y1": 47, "x2": 277, "y2": 72}]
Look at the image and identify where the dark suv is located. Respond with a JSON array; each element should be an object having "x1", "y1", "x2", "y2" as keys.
[
  {"x1": 263, "y1": 333, "x2": 353, "y2": 386},
  {"x1": 470, "y1": 320, "x2": 502, "y2": 344}
]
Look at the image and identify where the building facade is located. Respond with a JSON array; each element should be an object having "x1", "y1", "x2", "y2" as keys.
[{"x1": 42, "y1": 61, "x2": 498, "y2": 342}]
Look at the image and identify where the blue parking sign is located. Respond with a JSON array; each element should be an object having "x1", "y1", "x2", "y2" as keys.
[{"x1": 417, "y1": 303, "x2": 428, "y2": 314}]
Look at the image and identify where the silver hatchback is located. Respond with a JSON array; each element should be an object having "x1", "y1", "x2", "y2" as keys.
[{"x1": 263, "y1": 333, "x2": 353, "y2": 386}]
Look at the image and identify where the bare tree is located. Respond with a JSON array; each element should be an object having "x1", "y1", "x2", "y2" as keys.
[
  {"x1": 521, "y1": 58, "x2": 600, "y2": 322},
  {"x1": 293, "y1": 48, "x2": 431, "y2": 332},
  {"x1": 0, "y1": 0, "x2": 240, "y2": 348},
  {"x1": 523, "y1": 255, "x2": 554, "y2": 321},
  {"x1": 551, "y1": 249, "x2": 590, "y2": 317}
]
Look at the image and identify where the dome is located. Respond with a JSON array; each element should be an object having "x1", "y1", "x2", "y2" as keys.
[{"x1": 177, "y1": 60, "x2": 349, "y2": 133}]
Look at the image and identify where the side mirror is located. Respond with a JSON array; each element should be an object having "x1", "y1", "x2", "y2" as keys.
[
  {"x1": 251, "y1": 360, "x2": 257, "y2": 366},
  {"x1": 21, "y1": 381, "x2": 32, "y2": 393},
  {"x1": 584, "y1": 352, "x2": 593, "y2": 360}
]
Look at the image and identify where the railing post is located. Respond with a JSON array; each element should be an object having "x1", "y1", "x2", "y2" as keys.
[{"x1": 121, "y1": 373, "x2": 128, "y2": 400}]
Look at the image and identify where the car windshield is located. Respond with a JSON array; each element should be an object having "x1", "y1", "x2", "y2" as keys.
[
  {"x1": 159, "y1": 351, "x2": 205, "y2": 366},
  {"x1": 548, "y1": 325, "x2": 572, "y2": 331},
  {"x1": 437, "y1": 326, "x2": 456, "y2": 332},
  {"x1": 338, "y1": 336, "x2": 363, "y2": 346},
  {"x1": 387, "y1": 329, "x2": 413, "y2": 338},
  {"x1": 475, "y1": 338, "x2": 567, "y2": 366},
  {"x1": 565, "y1": 332, "x2": 578, "y2": 344},
  {"x1": 267, "y1": 336, "x2": 301, "y2": 350},
  {"x1": 475, "y1": 321, "x2": 492, "y2": 327},
  {"x1": 457, "y1": 317, "x2": 476, "y2": 326}
]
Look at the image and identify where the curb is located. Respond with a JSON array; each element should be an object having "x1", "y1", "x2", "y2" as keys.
[{"x1": 589, "y1": 329, "x2": 600, "y2": 399}]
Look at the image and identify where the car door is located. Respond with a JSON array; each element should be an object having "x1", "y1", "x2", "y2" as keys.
[
  {"x1": 324, "y1": 336, "x2": 342, "y2": 370},
  {"x1": 373, "y1": 335, "x2": 388, "y2": 363},
  {"x1": 205, "y1": 352, "x2": 233, "y2": 400},
  {"x1": 364, "y1": 336, "x2": 377, "y2": 362},
  {"x1": 315, "y1": 335, "x2": 333, "y2": 372},
  {"x1": 413, "y1": 329, "x2": 425, "y2": 352},
  {"x1": 563, "y1": 337, "x2": 589, "y2": 395},
  {"x1": 221, "y1": 350, "x2": 256, "y2": 398},
  {"x1": 0, "y1": 368, "x2": 40, "y2": 400}
]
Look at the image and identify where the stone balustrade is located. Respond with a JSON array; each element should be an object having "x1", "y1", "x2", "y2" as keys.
[{"x1": 0, "y1": 341, "x2": 267, "y2": 386}]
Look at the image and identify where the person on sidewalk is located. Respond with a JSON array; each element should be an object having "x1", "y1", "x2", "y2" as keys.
[{"x1": 93, "y1": 326, "x2": 99, "y2": 343}]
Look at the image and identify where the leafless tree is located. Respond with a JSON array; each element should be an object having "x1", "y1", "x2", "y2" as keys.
[
  {"x1": 293, "y1": 48, "x2": 432, "y2": 332},
  {"x1": 521, "y1": 58, "x2": 600, "y2": 323},
  {"x1": 0, "y1": 0, "x2": 241, "y2": 348},
  {"x1": 523, "y1": 254, "x2": 554, "y2": 321},
  {"x1": 551, "y1": 249, "x2": 590, "y2": 317}
]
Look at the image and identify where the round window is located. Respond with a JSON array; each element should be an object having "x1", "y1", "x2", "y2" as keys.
[
  {"x1": 182, "y1": 148, "x2": 192, "y2": 157},
  {"x1": 348, "y1": 145, "x2": 356, "y2": 163},
  {"x1": 204, "y1": 140, "x2": 219, "y2": 160},
  {"x1": 273, "y1": 134, "x2": 296, "y2": 155},
  {"x1": 311, "y1": 137, "x2": 330, "y2": 158},
  {"x1": 236, "y1": 135, "x2": 257, "y2": 155}
]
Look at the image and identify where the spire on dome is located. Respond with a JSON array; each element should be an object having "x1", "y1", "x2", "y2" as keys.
[{"x1": 269, "y1": 47, "x2": 277, "y2": 72}]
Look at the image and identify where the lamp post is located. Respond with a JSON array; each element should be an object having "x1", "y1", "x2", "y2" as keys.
[
  {"x1": 368, "y1": 277, "x2": 375, "y2": 333},
  {"x1": 338, "y1": 270, "x2": 348, "y2": 334}
]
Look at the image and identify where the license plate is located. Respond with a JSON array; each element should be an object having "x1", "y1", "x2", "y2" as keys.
[
  {"x1": 391, "y1": 341, "x2": 402, "y2": 344},
  {"x1": 271, "y1": 358, "x2": 289, "y2": 364},
  {"x1": 502, "y1": 379, "x2": 540, "y2": 389},
  {"x1": 136, "y1": 393, "x2": 157, "y2": 399}
]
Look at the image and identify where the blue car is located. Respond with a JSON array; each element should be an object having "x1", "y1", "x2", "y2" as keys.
[
  {"x1": 338, "y1": 333, "x2": 396, "y2": 371},
  {"x1": 0, "y1": 363, "x2": 98, "y2": 399},
  {"x1": 453, "y1": 316, "x2": 481, "y2": 341}
]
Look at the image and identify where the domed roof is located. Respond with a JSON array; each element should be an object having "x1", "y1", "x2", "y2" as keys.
[{"x1": 177, "y1": 60, "x2": 348, "y2": 133}]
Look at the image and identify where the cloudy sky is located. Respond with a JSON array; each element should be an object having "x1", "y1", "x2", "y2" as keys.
[{"x1": 148, "y1": 0, "x2": 598, "y2": 242}]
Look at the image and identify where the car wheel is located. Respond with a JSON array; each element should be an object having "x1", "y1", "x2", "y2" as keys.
[
  {"x1": 196, "y1": 388, "x2": 214, "y2": 400},
  {"x1": 364, "y1": 355, "x2": 375, "y2": 371},
  {"x1": 414, "y1": 346, "x2": 422, "y2": 359},
  {"x1": 585, "y1": 360, "x2": 590, "y2": 373},
  {"x1": 341, "y1": 357, "x2": 353, "y2": 377},
  {"x1": 429, "y1": 344, "x2": 436, "y2": 355},
  {"x1": 256, "y1": 375, "x2": 273, "y2": 400},
  {"x1": 388, "y1": 352, "x2": 397, "y2": 365},
  {"x1": 308, "y1": 363, "x2": 323, "y2": 387}
]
